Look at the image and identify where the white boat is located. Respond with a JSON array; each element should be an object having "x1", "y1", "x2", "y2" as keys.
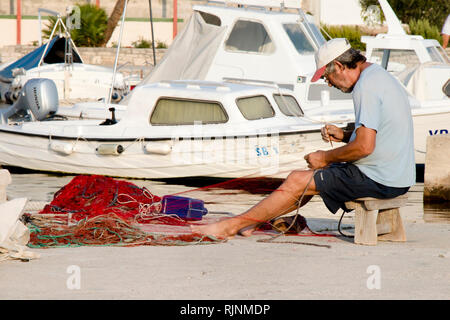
[
  {"x1": 360, "y1": 0, "x2": 450, "y2": 164},
  {"x1": 0, "y1": 80, "x2": 341, "y2": 179},
  {"x1": 64, "y1": 0, "x2": 448, "y2": 165},
  {"x1": 0, "y1": 9, "x2": 129, "y2": 105},
  {"x1": 5, "y1": 0, "x2": 446, "y2": 180}
]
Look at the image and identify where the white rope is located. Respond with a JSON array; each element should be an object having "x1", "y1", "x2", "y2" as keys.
[{"x1": 24, "y1": 201, "x2": 48, "y2": 212}]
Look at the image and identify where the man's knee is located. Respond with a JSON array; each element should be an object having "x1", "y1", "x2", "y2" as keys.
[{"x1": 284, "y1": 170, "x2": 315, "y2": 194}]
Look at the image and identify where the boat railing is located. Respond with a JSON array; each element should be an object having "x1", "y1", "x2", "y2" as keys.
[
  {"x1": 36, "y1": 8, "x2": 83, "y2": 68},
  {"x1": 206, "y1": 0, "x2": 301, "y2": 10},
  {"x1": 223, "y1": 77, "x2": 279, "y2": 89},
  {"x1": 38, "y1": 8, "x2": 60, "y2": 47}
]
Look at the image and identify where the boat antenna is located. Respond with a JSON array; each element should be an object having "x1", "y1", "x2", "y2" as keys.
[
  {"x1": 106, "y1": 0, "x2": 128, "y2": 107},
  {"x1": 148, "y1": 0, "x2": 157, "y2": 66},
  {"x1": 377, "y1": 0, "x2": 406, "y2": 35}
]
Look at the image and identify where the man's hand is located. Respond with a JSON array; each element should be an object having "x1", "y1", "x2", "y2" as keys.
[
  {"x1": 304, "y1": 150, "x2": 329, "y2": 169},
  {"x1": 321, "y1": 124, "x2": 344, "y2": 143}
]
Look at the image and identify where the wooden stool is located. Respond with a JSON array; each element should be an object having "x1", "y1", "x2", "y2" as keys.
[{"x1": 345, "y1": 195, "x2": 408, "y2": 246}]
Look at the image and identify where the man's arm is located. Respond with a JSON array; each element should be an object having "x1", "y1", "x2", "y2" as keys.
[{"x1": 305, "y1": 125, "x2": 376, "y2": 169}]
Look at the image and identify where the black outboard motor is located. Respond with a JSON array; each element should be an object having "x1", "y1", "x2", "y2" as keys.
[{"x1": 0, "y1": 78, "x2": 59, "y2": 123}]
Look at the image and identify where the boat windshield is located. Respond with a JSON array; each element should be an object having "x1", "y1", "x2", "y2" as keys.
[
  {"x1": 236, "y1": 95, "x2": 275, "y2": 120},
  {"x1": 307, "y1": 23, "x2": 326, "y2": 47},
  {"x1": 150, "y1": 98, "x2": 228, "y2": 125},
  {"x1": 368, "y1": 49, "x2": 420, "y2": 74},
  {"x1": 225, "y1": 20, "x2": 275, "y2": 54},
  {"x1": 273, "y1": 94, "x2": 304, "y2": 116},
  {"x1": 283, "y1": 23, "x2": 316, "y2": 54},
  {"x1": 429, "y1": 46, "x2": 450, "y2": 64}
]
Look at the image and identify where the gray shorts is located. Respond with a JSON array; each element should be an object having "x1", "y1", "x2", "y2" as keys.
[{"x1": 313, "y1": 163, "x2": 409, "y2": 214}]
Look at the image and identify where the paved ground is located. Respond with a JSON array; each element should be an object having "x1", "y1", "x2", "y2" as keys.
[{"x1": 1, "y1": 182, "x2": 449, "y2": 300}]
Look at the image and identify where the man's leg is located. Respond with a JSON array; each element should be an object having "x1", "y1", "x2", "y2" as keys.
[{"x1": 191, "y1": 169, "x2": 319, "y2": 239}]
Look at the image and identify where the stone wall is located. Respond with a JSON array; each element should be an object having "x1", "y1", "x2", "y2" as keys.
[{"x1": 0, "y1": 44, "x2": 167, "y2": 77}]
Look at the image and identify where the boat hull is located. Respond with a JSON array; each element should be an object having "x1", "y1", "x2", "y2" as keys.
[
  {"x1": 412, "y1": 109, "x2": 450, "y2": 164},
  {"x1": 0, "y1": 129, "x2": 334, "y2": 179}
]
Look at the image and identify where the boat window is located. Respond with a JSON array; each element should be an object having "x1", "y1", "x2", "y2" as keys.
[
  {"x1": 273, "y1": 94, "x2": 304, "y2": 116},
  {"x1": 283, "y1": 23, "x2": 315, "y2": 54},
  {"x1": 307, "y1": 23, "x2": 326, "y2": 47},
  {"x1": 435, "y1": 46, "x2": 450, "y2": 64},
  {"x1": 427, "y1": 46, "x2": 448, "y2": 64},
  {"x1": 150, "y1": 98, "x2": 228, "y2": 125},
  {"x1": 198, "y1": 11, "x2": 221, "y2": 26},
  {"x1": 369, "y1": 49, "x2": 420, "y2": 74},
  {"x1": 236, "y1": 95, "x2": 275, "y2": 120},
  {"x1": 225, "y1": 20, "x2": 275, "y2": 54}
]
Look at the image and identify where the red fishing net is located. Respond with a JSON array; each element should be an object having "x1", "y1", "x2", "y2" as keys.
[
  {"x1": 26, "y1": 175, "x2": 333, "y2": 249},
  {"x1": 27, "y1": 175, "x2": 222, "y2": 247},
  {"x1": 38, "y1": 175, "x2": 163, "y2": 222}
]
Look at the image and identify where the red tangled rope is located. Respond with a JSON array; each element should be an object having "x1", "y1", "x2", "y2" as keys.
[
  {"x1": 28, "y1": 214, "x2": 220, "y2": 248},
  {"x1": 39, "y1": 175, "x2": 164, "y2": 223}
]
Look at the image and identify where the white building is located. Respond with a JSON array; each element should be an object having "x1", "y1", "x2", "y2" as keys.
[{"x1": 302, "y1": 0, "x2": 365, "y2": 26}]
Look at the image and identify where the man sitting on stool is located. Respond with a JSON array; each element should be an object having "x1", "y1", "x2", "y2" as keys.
[{"x1": 192, "y1": 38, "x2": 415, "y2": 239}]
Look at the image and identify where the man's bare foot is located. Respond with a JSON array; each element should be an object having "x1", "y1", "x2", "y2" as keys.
[
  {"x1": 190, "y1": 218, "x2": 240, "y2": 240},
  {"x1": 237, "y1": 224, "x2": 260, "y2": 237}
]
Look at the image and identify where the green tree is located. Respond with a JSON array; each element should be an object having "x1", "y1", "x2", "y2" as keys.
[
  {"x1": 409, "y1": 19, "x2": 442, "y2": 44},
  {"x1": 321, "y1": 25, "x2": 365, "y2": 51},
  {"x1": 100, "y1": 0, "x2": 128, "y2": 47},
  {"x1": 43, "y1": 3, "x2": 108, "y2": 47},
  {"x1": 359, "y1": 0, "x2": 450, "y2": 29}
]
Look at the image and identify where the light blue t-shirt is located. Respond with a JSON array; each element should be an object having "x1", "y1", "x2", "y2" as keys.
[{"x1": 350, "y1": 63, "x2": 415, "y2": 187}]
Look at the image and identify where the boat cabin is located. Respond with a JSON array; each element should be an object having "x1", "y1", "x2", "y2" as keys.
[
  {"x1": 49, "y1": 79, "x2": 322, "y2": 140},
  {"x1": 361, "y1": 0, "x2": 450, "y2": 102},
  {"x1": 138, "y1": 0, "x2": 352, "y2": 110}
]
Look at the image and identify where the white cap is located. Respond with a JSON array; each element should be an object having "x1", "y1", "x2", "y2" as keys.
[{"x1": 311, "y1": 38, "x2": 351, "y2": 82}]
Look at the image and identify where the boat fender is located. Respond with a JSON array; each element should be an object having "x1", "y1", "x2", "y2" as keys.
[
  {"x1": 144, "y1": 142, "x2": 172, "y2": 155},
  {"x1": 49, "y1": 141, "x2": 74, "y2": 155},
  {"x1": 96, "y1": 144, "x2": 124, "y2": 155}
]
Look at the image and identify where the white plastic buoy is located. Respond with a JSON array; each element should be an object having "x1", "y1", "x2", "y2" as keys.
[
  {"x1": 49, "y1": 141, "x2": 74, "y2": 155},
  {"x1": 144, "y1": 142, "x2": 172, "y2": 155},
  {"x1": 96, "y1": 144, "x2": 124, "y2": 155}
]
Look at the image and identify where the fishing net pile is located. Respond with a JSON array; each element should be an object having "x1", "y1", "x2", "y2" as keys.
[{"x1": 25, "y1": 175, "x2": 222, "y2": 248}]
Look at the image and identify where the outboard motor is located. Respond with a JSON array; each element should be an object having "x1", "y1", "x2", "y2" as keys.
[
  {"x1": 4, "y1": 88, "x2": 20, "y2": 104},
  {"x1": 0, "y1": 78, "x2": 59, "y2": 124}
]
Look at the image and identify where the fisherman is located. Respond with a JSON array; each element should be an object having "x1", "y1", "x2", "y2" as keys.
[{"x1": 192, "y1": 38, "x2": 415, "y2": 239}]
